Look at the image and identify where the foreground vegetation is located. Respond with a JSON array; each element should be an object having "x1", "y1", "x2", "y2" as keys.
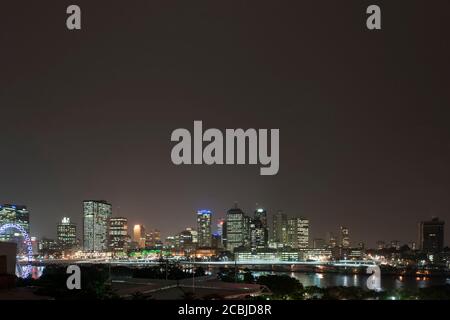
[
  {"x1": 16, "y1": 264, "x2": 206, "y2": 299},
  {"x1": 14, "y1": 265, "x2": 450, "y2": 300}
]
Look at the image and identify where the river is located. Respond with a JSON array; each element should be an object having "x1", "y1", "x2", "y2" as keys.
[
  {"x1": 254, "y1": 271, "x2": 450, "y2": 291},
  {"x1": 25, "y1": 266, "x2": 450, "y2": 291}
]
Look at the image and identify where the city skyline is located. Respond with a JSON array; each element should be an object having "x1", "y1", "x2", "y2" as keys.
[
  {"x1": 1, "y1": 201, "x2": 447, "y2": 249},
  {"x1": 1, "y1": 1, "x2": 450, "y2": 248}
]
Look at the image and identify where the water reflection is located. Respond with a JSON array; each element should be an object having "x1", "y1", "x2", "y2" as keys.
[
  {"x1": 21, "y1": 266, "x2": 450, "y2": 292},
  {"x1": 313, "y1": 273, "x2": 323, "y2": 287},
  {"x1": 254, "y1": 271, "x2": 448, "y2": 291},
  {"x1": 18, "y1": 266, "x2": 45, "y2": 279}
]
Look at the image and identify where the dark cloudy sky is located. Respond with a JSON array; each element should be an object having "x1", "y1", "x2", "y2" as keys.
[{"x1": 1, "y1": 1, "x2": 449, "y2": 247}]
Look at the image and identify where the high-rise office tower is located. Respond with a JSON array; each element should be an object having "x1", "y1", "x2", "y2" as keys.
[
  {"x1": 327, "y1": 232, "x2": 337, "y2": 248},
  {"x1": 253, "y1": 208, "x2": 269, "y2": 248},
  {"x1": 165, "y1": 235, "x2": 176, "y2": 249},
  {"x1": 272, "y1": 211, "x2": 288, "y2": 245},
  {"x1": 176, "y1": 227, "x2": 197, "y2": 251},
  {"x1": 83, "y1": 200, "x2": 112, "y2": 252},
  {"x1": 197, "y1": 210, "x2": 212, "y2": 247},
  {"x1": 287, "y1": 217, "x2": 309, "y2": 249},
  {"x1": 358, "y1": 241, "x2": 365, "y2": 250},
  {"x1": 211, "y1": 232, "x2": 222, "y2": 249},
  {"x1": 340, "y1": 226, "x2": 350, "y2": 248},
  {"x1": 418, "y1": 217, "x2": 445, "y2": 253},
  {"x1": 254, "y1": 208, "x2": 268, "y2": 228},
  {"x1": 57, "y1": 217, "x2": 77, "y2": 251},
  {"x1": 190, "y1": 228, "x2": 198, "y2": 244},
  {"x1": 217, "y1": 219, "x2": 225, "y2": 237},
  {"x1": 0, "y1": 204, "x2": 30, "y2": 242},
  {"x1": 145, "y1": 229, "x2": 161, "y2": 248},
  {"x1": 250, "y1": 218, "x2": 267, "y2": 250},
  {"x1": 109, "y1": 217, "x2": 128, "y2": 254},
  {"x1": 243, "y1": 215, "x2": 252, "y2": 247},
  {"x1": 133, "y1": 224, "x2": 146, "y2": 248},
  {"x1": 225, "y1": 204, "x2": 245, "y2": 252},
  {"x1": 221, "y1": 220, "x2": 228, "y2": 249}
]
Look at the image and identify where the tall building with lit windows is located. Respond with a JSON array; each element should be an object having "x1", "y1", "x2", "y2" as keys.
[
  {"x1": 250, "y1": 219, "x2": 267, "y2": 250},
  {"x1": 197, "y1": 210, "x2": 212, "y2": 247},
  {"x1": 250, "y1": 208, "x2": 268, "y2": 250},
  {"x1": 133, "y1": 224, "x2": 146, "y2": 248},
  {"x1": 272, "y1": 211, "x2": 288, "y2": 245},
  {"x1": 217, "y1": 219, "x2": 225, "y2": 237},
  {"x1": 0, "y1": 204, "x2": 30, "y2": 242},
  {"x1": 109, "y1": 217, "x2": 129, "y2": 254},
  {"x1": 145, "y1": 229, "x2": 161, "y2": 248},
  {"x1": 226, "y1": 204, "x2": 245, "y2": 252},
  {"x1": 287, "y1": 217, "x2": 309, "y2": 249},
  {"x1": 176, "y1": 227, "x2": 197, "y2": 251},
  {"x1": 83, "y1": 200, "x2": 112, "y2": 252},
  {"x1": 254, "y1": 208, "x2": 268, "y2": 228},
  {"x1": 418, "y1": 217, "x2": 445, "y2": 253},
  {"x1": 57, "y1": 217, "x2": 77, "y2": 251},
  {"x1": 340, "y1": 226, "x2": 350, "y2": 248}
]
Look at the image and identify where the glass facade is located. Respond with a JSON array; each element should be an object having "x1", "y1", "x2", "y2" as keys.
[
  {"x1": 83, "y1": 200, "x2": 112, "y2": 252},
  {"x1": 288, "y1": 217, "x2": 309, "y2": 249},
  {"x1": 419, "y1": 217, "x2": 445, "y2": 253},
  {"x1": 109, "y1": 217, "x2": 128, "y2": 254},
  {"x1": 341, "y1": 226, "x2": 350, "y2": 248},
  {"x1": 226, "y1": 206, "x2": 245, "y2": 252},
  {"x1": 57, "y1": 217, "x2": 77, "y2": 250},
  {"x1": 197, "y1": 210, "x2": 212, "y2": 247}
]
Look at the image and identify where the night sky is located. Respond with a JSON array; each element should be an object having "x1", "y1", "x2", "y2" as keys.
[{"x1": 1, "y1": 1, "x2": 449, "y2": 247}]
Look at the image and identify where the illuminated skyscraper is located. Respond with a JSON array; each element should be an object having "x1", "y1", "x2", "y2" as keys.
[
  {"x1": 340, "y1": 226, "x2": 350, "y2": 248},
  {"x1": 418, "y1": 217, "x2": 445, "y2": 253},
  {"x1": 0, "y1": 204, "x2": 30, "y2": 242},
  {"x1": 327, "y1": 232, "x2": 337, "y2": 248},
  {"x1": 250, "y1": 219, "x2": 267, "y2": 250},
  {"x1": 133, "y1": 224, "x2": 146, "y2": 248},
  {"x1": 176, "y1": 227, "x2": 197, "y2": 251},
  {"x1": 287, "y1": 217, "x2": 309, "y2": 249},
  {"x1": 217, "y1": 219, "x2": 225, "y2": 237},
  {"x1": 243, "y1": 215, "x2": 252, "y2": 247},
  {"x1": 145, "y1": 229, "x2": 161, "y2": 248},
  {"x1": 272, "y1": 211, "x2": 288, "y2": 245},
  {"x1": 83, "y1": 200, "x2": 112, "y2": 252},
  {"x1": 254, "y1": 208, "x2": 268, "y2": 228},
  {"x1": 109, "y1": 217, "x2": 128, "y2": 254},
  {"x1": 250, "y1": 208, "x2": 269, "y2": 250},
  {"x1": 226, "y1": 204, "x2": 245, "y2": 252},
  {"x1": 57, "y1": 217, "x2": 77, "y2": 251},
  {"x1": 197, "y1": 210, "x2": 212, "y2": 247}
]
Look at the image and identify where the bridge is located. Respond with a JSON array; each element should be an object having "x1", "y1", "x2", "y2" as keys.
[
  {"x1": 193, "y1": 260, "x2": 377, "y2": 267},
  {"x1": 36, "y1": 259, "x2": 376, "y2": 268}
]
